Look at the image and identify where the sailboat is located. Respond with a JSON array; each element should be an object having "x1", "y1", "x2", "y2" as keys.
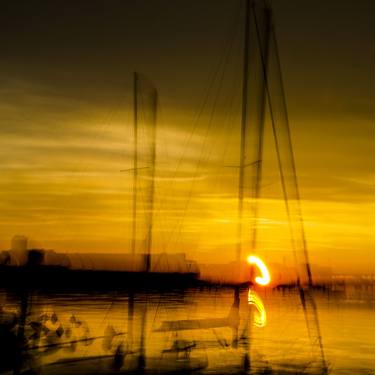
[
  {"x1": 0, "y1": 0, "x2": 329, "y2": 373},
  {"x1": 0, "y1": 71, "x2": 200, "y2": 293},
  {"x1": 0, "y1": 72, "x2": 208, "y2": 375},
  {"x1": 153, "y1": 0, "x2": 328, "y2": 373},
  {"x1": 122, "y1": 71, "x2": 208, "y2": 374}
]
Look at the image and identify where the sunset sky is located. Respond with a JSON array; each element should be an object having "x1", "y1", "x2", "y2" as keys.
[{"x1": 0, "y1": 0, "x2": 374, "y2": 274}]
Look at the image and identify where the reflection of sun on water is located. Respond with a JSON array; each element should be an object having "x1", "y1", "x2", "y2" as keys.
[{"x1": 247, "y1": 289, "x2": 267, "y2": 327}]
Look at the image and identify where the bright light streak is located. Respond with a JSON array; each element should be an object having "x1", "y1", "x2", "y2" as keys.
[
  {"x1": 247, "y1": 255, "x2": 271, "y2": 286},
  {"x1": 248, "y1": 289, "x2": 266, "y2": 327}
]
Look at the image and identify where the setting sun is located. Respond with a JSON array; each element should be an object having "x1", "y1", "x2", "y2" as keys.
[{"x1": 247, "y1": 255, "x2": 271, "y2": 286}]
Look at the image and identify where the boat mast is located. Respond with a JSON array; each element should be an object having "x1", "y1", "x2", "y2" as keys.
[
  {"x1": 137, "y1": 73, "x2": 157, "y2": 372},
  {"x1": 231, "y1": 0, "x2": 251, "y2": 353},
  {"x1": 132, "y1": 71, "x2": 138, "y2": 256},
  {"x1": 235, "y1": 2, "x2": 270, "y2": 368},
  {"x1": 237, "y1": 0, "x2": 251, "y2": 264},
  {"x1": 127, "y1": 71, "x2": 139, "y2": 357},
  {"x1": 144, "y1": 88, "x2": 157, "y2": 272}
]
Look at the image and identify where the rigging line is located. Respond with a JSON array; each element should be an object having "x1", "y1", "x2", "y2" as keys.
[
  {"x1": 248, "y1": 2, "x2": 270, "y2": 254},
  {"x1": 132, "y1": 72, "x2": 139, "y2": 255},
  {"x1": 149, "y1": 100, "x2": 170, "y2": 252},
  {"x1": 169, "y1": 1, "x2": 243, "y2": 185},
  {"x1": 99, "y1": 290, "x2": 119, "y2": 329},
  {"x1": 236, "y1": 0, "x2": 251, "y2": 264},
  {"x1": 251, "y1": 5, "x2": 299, "y2": 280},
  {"x1": 163, "y1": 2, "x2": 243, "y2": 251},
  {"x1": 252, "y1": 2, "x2": 312, "y2": 286},
  {"x1": 252, "y1": 4, "x2": 327, "y2": 370},
  {"x1": 134, "y1": 83, "x2": 156, "y2": 258},
  {"x1": 171, "y1": 7, "x2": 240, "y2": 251},
  {"x1": 147, "y1": 89, "x2": 157, "y2": 266},
  {"x1": 268, "y1": 26, "x2": 313, "y2": 287},
  {"x1": 172, "y1": 68, "x2": 231, "y2": 249},
  {"x1": 144, "y1": 96, "x2": 174, "y2": 255},
  {"x1": 190, "y1": 53, "x2": 242, "y2": 253},
  {"x1": 190, "y1": 55, "x2": 243, "y2": 256},
  {"x1": 211, "y1": 41, "x2": 243, "y2": 188}
]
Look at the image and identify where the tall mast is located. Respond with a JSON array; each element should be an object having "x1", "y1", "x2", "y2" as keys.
[
  {"x1": 249, "y1": 1, "x2": 270, "y2": 252},
  {"x1": 138, "y1": 74, "x2": 158, "y2": 372},
  {"x1": 144, "y1": 89, "x2": 157, "y2": 272},
  {"x1": 131, "y1": 72, "x2": 157, "y2": 269},
  {"x1": 131, "y1": 71, "x2": 138, "y2": 256},
  {"x1": 231, "y1": 0, "x2": 251, "y2": 353},
  {"x1": 237, "y1": 0, "x2": 251, "y2": 263},
  {"x1": 127, "y1": 71, "x2": 139, "y2": 358}
]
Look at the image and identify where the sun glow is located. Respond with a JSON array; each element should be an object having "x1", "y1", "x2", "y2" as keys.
[{"x1": 247, "y1": 255, "x2": 271, "y2": 286}]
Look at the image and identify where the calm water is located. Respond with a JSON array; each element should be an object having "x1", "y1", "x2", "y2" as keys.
[{"x1": 0, "y1": 287, "x2": 374, "y2": 374}]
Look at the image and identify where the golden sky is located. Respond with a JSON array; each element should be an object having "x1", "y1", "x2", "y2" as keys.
[{"x1": 0, "y1": 0, "x2": 374, "y2": 274}]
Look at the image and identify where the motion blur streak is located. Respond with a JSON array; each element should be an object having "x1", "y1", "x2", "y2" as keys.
[{"x1": 247, "y1": 255, "x2": 271, "y2": 286}]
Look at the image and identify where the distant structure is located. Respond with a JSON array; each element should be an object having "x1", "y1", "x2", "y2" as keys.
[
  {"x1": 10, "y1": 235, "x2": 28, "y2": 266},
  {"x1": 11, "y1": 235, "x2": 27, "y2": 251},
  {"x1": 0, "y1": 235, "x2": 199, "y2": 275}
]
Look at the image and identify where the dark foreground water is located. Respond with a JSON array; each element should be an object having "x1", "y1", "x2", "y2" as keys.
[{"x1": 0, "y1": 287, "x2": 374, "y2": 374}]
